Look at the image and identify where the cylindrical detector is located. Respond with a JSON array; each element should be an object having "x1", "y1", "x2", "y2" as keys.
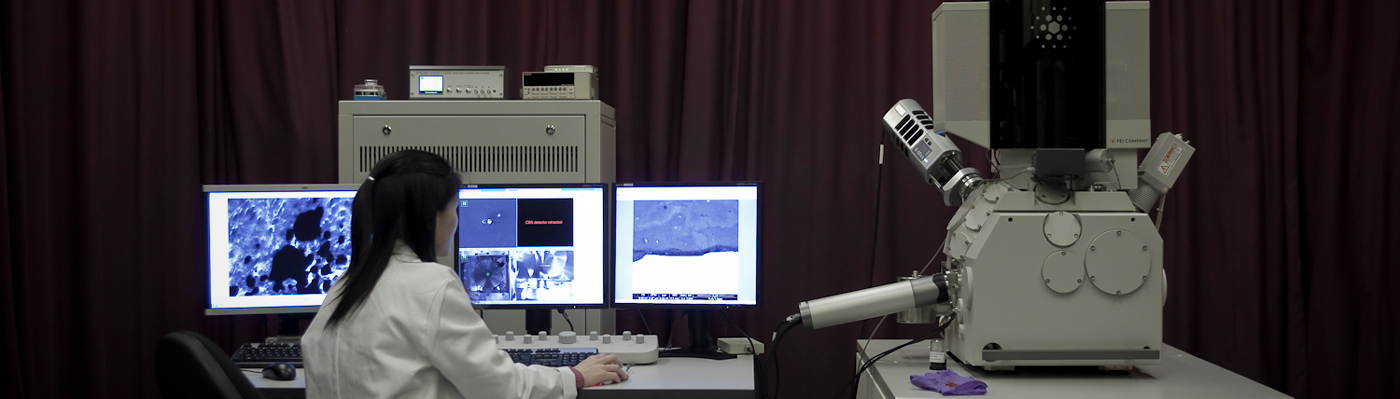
[
  {"x1": 799, "y1": 274, "x2": 947, "y2": 330},
  {"x1": 897, "y1": 274, "x2": 938, "y2": 324},
  {"x1": 801, "y1": 281, "x2": 917, "y2": 330},
  {"x1": 1084, "y1": 149, "x2": 1114, "y2": 173}
]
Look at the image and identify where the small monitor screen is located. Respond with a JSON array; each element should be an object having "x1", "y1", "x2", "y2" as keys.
[
  {"x1": 523, "y1": 72, "x2": 577, "y2": 87},
  {"x1": 613, "y1": 183, "x2": 760, "y2": 307},
  {"x1": 419, "y1": 75, "x2": 444, "y2": 94},
  {"x1": 205, "y1": 185, "x2": 359, "y2": 314},
  {"x1": 457, "y1": 185, "x2": 606, "y2": 307}
]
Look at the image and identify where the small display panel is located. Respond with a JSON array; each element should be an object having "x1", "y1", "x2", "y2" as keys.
[
  {"x1": 419, "y1": 75, "x2": 444, "y2": 94},
  {"x1": 523, "y1": 72, "x2": 578, "y2": 87}
]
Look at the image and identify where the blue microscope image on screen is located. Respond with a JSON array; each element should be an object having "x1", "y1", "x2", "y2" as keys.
[
  {"x1": 632, "y1": 200, "x2": 739, "y2": 261},
  {"x1": 227, "y1": 198, "x2": 352, "y2": 296},
  {"x1": 457, "y1": 196, "x2": 578, "y2": 303},
  {"x1": 460, "y1": 249, "x2": 575, "y2": 302},
  {"x1": 457, "y1": 199, "x2": 518, "y2": 248}
]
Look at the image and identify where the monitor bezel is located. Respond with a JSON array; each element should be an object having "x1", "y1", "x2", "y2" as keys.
[
  {"x1": 609, "y1": 181, "x2": 762, "y2": 310},
  {"x1": 456, "y1": 183, "x2": 612, "y2": 310},
  {"x1": 202, "y1": 184, "x2": 364, "y2": 316}
]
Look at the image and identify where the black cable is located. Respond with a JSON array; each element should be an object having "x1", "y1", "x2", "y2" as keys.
[
  {"x1": 663, "y1": 311, "x2": 690, "y2": 351},
  {"x1": 720, "y1": 311, "x2": 764, "y2": 398},
  {"x1": 555, "y1": 309, "x2": 575, "y2": 332},
  {"x1": 835, "y1": 314, "x2": 956, "y2": 399},
  {"x1": 635, "y1": 309, "x2": 655, "y2": 336},
  {"x1": 758, "y1": 315, "x2": 796, "y2": 399},
  {"x1": 860, "y1": 136, "x2": 887, "y2": 340},
  {"x1": 761, "y1": 314, "x2": 802, "y2": 399},
  {"x1": 719, "y1": 310, "x2": 759, "y2": 355}
]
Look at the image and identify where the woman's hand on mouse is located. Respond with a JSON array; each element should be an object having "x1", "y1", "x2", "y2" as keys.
[{"x1": 573, "y1": 354, "x2": 628, "y2": 385}]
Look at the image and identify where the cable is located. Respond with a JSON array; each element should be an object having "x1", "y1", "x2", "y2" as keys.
[
  {"x1": 859, "y1": 314, "x2": 889, "y2": 356},
  {"x1": 719, "y1": 310, "x2": 759, "y2": 356},
  {"x1": 635, "y1": 309, "x2": 655, "y2": 336},
  {"x1": 663, "y1": 311, "x2": 690, "y2": 351},
  {"x1": 556, "y1": 309, "x2": 575, "y2": 332},
  {"x1": 984, "y1": 168, "x2": 1028, "y2": 184},
  {"x1": 1155, "y1": 193, "x2": 1167, "y2": 230},
  {"x1": 915, "y1": 248, "x2": 944, "y2": 282},
  {"x1": 861, "y1": 249, "x2": 943, "y2": 356},
  {"x1": 772, "y1": 315, "x2": 802, "y2": 399},
  {"x1": 1108, "y1": 159, "x2": 1123, "y2": 190},
  {"x1": 859, "y1": 136, "x2": 887, "y2": 345},
  {"x1": 759, "y1": 313, "x2": 802, "y2": 399},
  {"x1": 837, "y1": 314, "x2": 956, "y2": 399}
]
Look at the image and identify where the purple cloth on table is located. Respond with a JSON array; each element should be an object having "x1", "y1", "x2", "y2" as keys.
[{"x1": 910, "y1": 370, "x2": 988, "y2": 395}]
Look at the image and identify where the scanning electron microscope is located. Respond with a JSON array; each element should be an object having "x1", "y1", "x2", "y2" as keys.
[{"x1": 796, "y1": 1, "x2": 1195, "y2": 370}]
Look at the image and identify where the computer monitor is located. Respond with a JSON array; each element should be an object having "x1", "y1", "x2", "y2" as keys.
[
  {"x1": 612, "y1": 182, "x2": 761, "y2": 359},
  {"x1": 456, "y1": 184, "x2": 608, "y2": 310},
  {"x1": 204, "y1": 184, "x2": 360, "y2": 316}
]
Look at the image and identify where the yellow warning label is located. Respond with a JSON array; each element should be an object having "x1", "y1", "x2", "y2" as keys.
[{"x1": 1158, "y1": 143, "x2": 1182, "y2": 176}]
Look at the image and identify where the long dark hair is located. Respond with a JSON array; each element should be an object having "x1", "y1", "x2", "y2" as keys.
[{"x1": 324, "y1": 150, "x2": 461, "y2": 327}]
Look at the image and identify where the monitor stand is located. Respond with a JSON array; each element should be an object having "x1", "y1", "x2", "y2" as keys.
[
  {"x1": 275, "y1": 313, "x2": 315, "y2": 342},
  {"x1": 659, "y1": 309, "x2": 737, "y2": 360},
  {"x1": 525, "y1": 309, "x2": 553, "y2": 334}
]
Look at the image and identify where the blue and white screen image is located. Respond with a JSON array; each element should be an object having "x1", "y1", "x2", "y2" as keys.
[
  {"x1": 207, "y1": 189, "x2": 356, "y2": 310},
  {"x1": 614, "y1": 185, "x2": 759, "y2": 306},
  {"x1": 419, "y1": 75, "x2": 444, "y2": 94},
  {"x1": 457, "y1": 186, "x2": 605, "y2": 306}
]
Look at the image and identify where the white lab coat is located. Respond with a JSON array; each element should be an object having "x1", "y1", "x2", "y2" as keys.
[{"x1": 303, "y1": 244, "x2": 577, "y2": 399}]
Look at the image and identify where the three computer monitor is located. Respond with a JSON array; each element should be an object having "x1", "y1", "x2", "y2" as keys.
[{"x1": 203, "y1": 182, "x2": 761, "y2": 337}]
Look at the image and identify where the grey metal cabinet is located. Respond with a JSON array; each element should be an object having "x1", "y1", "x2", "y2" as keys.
[{"x1": 338, "y1": 100, "x2": 615, "y2": 184}]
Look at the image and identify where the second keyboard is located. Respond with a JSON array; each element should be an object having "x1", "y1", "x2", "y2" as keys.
[{"x1": 503, "y1": 347, "x2": 599, "y2": 367}]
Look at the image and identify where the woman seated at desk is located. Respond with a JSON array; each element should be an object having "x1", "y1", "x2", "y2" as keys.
[{"x1": 303, "y1": 150, "x2": 628, "y2": 398}]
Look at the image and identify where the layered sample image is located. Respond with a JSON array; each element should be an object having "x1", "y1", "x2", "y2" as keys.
[
  {"x1": 460, "y1": 249, "x2": 575, "y2": 302},
  {"x1": 628, "y1": 200, "x2": 741, "y2": 300},
  {"x1": 226, "y1": 198, "x2": 352, "y2": 296},
  {"x1": 631, "y1": 200, "x2": 739, "y2": 261}
]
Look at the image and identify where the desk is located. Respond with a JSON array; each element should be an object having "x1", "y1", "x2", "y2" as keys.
[
  {"x1": 856, "y1": 340, "x2": 1291, "y2": 399},
  {"x1": 244, "y1": 355, "x2": 754, "y2": 399}
]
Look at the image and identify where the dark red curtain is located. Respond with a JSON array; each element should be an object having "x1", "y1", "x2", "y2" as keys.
[{"x1": 3, "y1": 1, "x2": 1397, "y2": 398}]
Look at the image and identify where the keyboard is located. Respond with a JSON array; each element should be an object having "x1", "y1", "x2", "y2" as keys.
[
  {"x1": 231, "y1": 341, "x2": 303, "y2": 368},
  {"x1": 230, "y1": 331, "x2": 658, "y2": 368},
  {"x1": 503, "y1": 347, "x2": 599, "y2": 367},
  {"x1": 495, "y1": 331, "x2": 660, "y2": 365}
]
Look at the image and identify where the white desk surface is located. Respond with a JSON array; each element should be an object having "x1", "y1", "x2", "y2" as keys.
[
  {"x1": 244, "y1": 354, "x2": 753, "y2": 399},
  {"x1": 857, "y1": 340, "x2": 1291, "y2": 399}
]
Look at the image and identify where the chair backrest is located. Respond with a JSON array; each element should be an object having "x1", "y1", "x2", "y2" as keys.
[{"x1": 155, "y1": 331, "x2": 266, "y2": 399}]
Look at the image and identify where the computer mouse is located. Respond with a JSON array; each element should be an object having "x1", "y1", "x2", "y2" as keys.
[{"x1": 261, "y1": 362, "x2": 297, "y2": 381}]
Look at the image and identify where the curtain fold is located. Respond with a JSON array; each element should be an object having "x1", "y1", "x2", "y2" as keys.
[
  {"x1": 2, "y1": 0, "x2": 1397, "y2": 397},
  {"x1": 1, "y1": 19, "x2": 21, "y2": 398}
]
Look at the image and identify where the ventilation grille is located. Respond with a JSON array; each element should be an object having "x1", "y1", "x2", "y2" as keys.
[
  {"x1": 359, "y1": 146, "x2": 580, "y2": 174},
  {"x1": 894, "y1": 110, "x2": 935, "y2": 146}
]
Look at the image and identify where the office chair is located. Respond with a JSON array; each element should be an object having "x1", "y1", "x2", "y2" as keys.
[{"x1": 156, "y1": 331, "x2": 267, "y2": 399}]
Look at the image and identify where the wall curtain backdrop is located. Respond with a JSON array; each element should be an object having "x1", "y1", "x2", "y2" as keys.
[{"x1": 3, "y1": 1, "x2": 1397, "y2": 398}]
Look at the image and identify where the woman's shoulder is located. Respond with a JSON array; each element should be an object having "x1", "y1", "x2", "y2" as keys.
[{"x1": 379, "y1": 258, "x2": 459, "y2": 293}]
